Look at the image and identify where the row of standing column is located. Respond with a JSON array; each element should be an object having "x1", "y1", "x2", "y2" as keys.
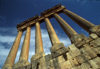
[
  {"x1": 19, "y1": 26, "x2": 31, "y2": 62},
  {"x1": 2, "y1": 31, "x2": 23, "y2": 69},
  {"x1": 3, "y1": 23, "x2": 44, "y2": 69},
  {"x1": 44, "y1": 9, "x2": 96, "y2": 44},
  {"x1": 3, "y1": 8, "x2": 97, "y2": 69},
  {"x1": 2, "y1": 26, "x2": 31, "y2": 69}
]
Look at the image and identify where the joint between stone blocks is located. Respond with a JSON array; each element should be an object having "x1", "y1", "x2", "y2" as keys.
[
  {"x1": 13, "y1": 60, "x2": 30, "y2": 69},
  {"x1": 50, "y1": 43, "x2": 69, "y2": 58},
  {"x1": 2, "y1": 64, "x2": 12, "y2": 69},
  {"x1": 89, "y1": 25, "x2": 100, "y2": 37},
  {"x1": 71, "y1": 34, "x2": 92, "y2": 49},
  {"x1": 31, "y1": 52, "x2": 45, "y2": 62}
]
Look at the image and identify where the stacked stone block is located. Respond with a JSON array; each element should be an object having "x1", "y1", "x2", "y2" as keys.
[{"x1": 2, "y1": 4, "x2": 100, "y2": 69}]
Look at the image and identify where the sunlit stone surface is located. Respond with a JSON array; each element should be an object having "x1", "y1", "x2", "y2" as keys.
[{"x1": 3, "y1": 4, "x2": 100, "y2": 69}]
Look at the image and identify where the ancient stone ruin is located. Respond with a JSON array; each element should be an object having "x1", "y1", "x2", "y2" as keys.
[{"x1": 3, "y1": 4, "x2": 100, "y2": 69}]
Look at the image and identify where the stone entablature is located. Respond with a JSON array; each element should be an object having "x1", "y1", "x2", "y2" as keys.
[{"x1": 2, "y1": 4, "x2": 100, "y2": 69}]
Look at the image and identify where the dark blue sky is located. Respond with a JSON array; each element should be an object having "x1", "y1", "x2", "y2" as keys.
[
  {"x1": 0, "y1": 0, "x2": 100, "y2": 69},
  {"x1": 0, "y1": 0, "x2": 100, "y2": 35}
]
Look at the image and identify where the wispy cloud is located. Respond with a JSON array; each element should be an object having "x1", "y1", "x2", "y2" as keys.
[
  {"x1": 0, "y1": 35, "x2": 15, "y2": 43},
  {"x1": 0, "y1": 28, "x2": 71, "y2": 68}
]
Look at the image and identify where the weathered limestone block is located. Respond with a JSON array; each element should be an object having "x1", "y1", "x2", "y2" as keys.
[
  {"x1": 89, "y1": 57, "x2": 100, "y2": 69},
  {"x1": 72, "y1": 62, "x2": 92, "y2": 69},
  {"x1": 75, "y1": 55, "x2": 86, "y2": 64},
  {"x1": 89, "y1": 38, "x2": 100, "y2": 56},
  {"x1": 46, "y1": 59, "x2": 54, "y2": 69},
  {"x1": 72, "y1": 66, "x2": 81, "y2": 69},
  {"x1": 45, "y1": 54, "x2": 52, "y2": 61},
  {"x1": 94, "y1": 47, "x2": 100, "y2": 54},
  {"x1": 90, "y1": 38, "x2": 100, "y2": 47},
  {"x1": 66, "y1": 52, "x2": 72, "y2": 59},
  {"x1": 16, "y1": 66, "x2": 24, "y2": 69},
  {"x1": 80, "y1": 44, "x2": 97, "y2": 60},
  {"x1": 66, "y1": 53, "x2": 87, "y2": 68},
  {"x1": 13, "y1": 60, "x2": 30, "y2": 69},
  {"x1": 88, "y1": 46, "x2": 100, "y2": 58},
  {"x1": 50, "y1": 43, "x2": 68, "y2": 58},
  {"x1": 26, "y1": 64, "x2": 31, "y2": 69},
  {"x1": 71, "y1": 34, "x2": 87, "y2": 48},
  {"x1": 2, "y1": 66, "x2": 12, "y2": 69},
  {"x1": 89, "y1": 25, "x2": 100, "y2": 36},
  {"x1": 80, "y1": 62, "x2": 92, "y2": 69},
  {"x1": 57, "y1": 55, "x2": 66, "y2": 63},
  {"x1": 31, "y1": 52, "x2": 45, "y2": 61},
  {"x1": 31, "y1": 62, "x2": 37, "y2": 69},
  {"x1": 39, "y1": 57, "x2": 47, "y2": 69},
  {"x1": 69, "y1": 58, "x2": 79, "y2": 67},
  {"x1": 45, "y1": 54, "x2": 54, "y2": 69},
  {"x1": 89, "y1": 33, "x2": 98, "y2": 39},
  {"x1": 2, "y1": 64, "x2": 13, "y2": 69},
  {"x1": 60, "y1": 60, "x2": 72, "y2": 69},
  {"x1": 52, "y1": 58, "x2": 61, "y2": 69},
  {"x1": 68, "y1": 44, "x2": 81, "y2": 58},
  {"x1": 31, "y1": 52, "x2": 46, "y2": 69}
]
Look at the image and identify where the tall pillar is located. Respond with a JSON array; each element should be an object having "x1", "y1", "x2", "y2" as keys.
[
  {"x1": 44, "y1": 18, "x2": 68, "y2": 59},
  {"x1": 35, "y1": 22, "x2": 44, "y2": 54},
  {"x1": 53, "y1": 13, "x2": 89, "y2": 46},
  {"x1": 45, "y1": 18, "x2": 68, "y2": 69},
  {"x1": 19, "y1": 26, "x2": 31, "y2": 62},
  {"x1": 63, "y1": 9, "x2": 95, "y2": 33},
  {"x1": 31, "y1": 22, "x2": 46, "y2": 69},
  {"x1": 53, "y1": 13, "x2": 78, "y2": 38},
  {"x1": 44, "y1": 18, "x2": 60, "y2": 45},
  {"x1": 3, "y1": 31, "x2": 23, "y2": 69}
]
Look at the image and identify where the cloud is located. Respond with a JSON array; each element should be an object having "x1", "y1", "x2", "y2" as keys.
[
  {"x1": 0, "y1": 44, "x2": 10, "y2": 69},
  {"x1": 0, "y1": 35, "x2": 15, "y2": 43},
  {"x1": 0, "y1": 28, "x2": 71, "y2": 69}
]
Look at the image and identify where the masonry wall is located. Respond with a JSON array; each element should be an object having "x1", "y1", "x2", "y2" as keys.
[{"x1": 14, "y1": 33, "x2": 100, "y2": 69}]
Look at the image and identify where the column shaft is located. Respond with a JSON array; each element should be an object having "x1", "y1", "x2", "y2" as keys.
[
  {"x1": 63, "y1": 9, "x2": 95, "y2": 33},
  {"x1": 19, "y1": 27, "x2": 31, "y2": 61},
  {"x1": 35, "y1": 22, "x2": 44, "y2": 54},
  {"x1": 45, "y1": 18, "x2": 60, "y2": 45},
  {"x1": 54, "y1": 13, "x2": 78, "y2": 38},
  {"x1": 3, "y1": 31, "x2": 22, "y2": 68}
]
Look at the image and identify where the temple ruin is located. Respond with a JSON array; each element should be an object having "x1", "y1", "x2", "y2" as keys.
[{"x1": 2, "y1": 4, "x2": 100, "y2": 69}]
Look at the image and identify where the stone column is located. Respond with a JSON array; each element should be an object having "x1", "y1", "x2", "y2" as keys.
[
  {"x1": 63, "y1": 9, "x2": 95, "y2": 33},
  {"x1": 44, "y1": 18, "x2": 68, "y2": 59},
  {"x1": 44, "y1": 18, "x2": 60, "y2": 45},
  {"x1": 45, "y1": 18, "x2": 69, "y2": 69},
  {"x1": 3, "y1": 31, "x2": 23, "y2": 69},
  {"x1": 31, "y1": 22, "x2": 46, "y2": 69},
  {"x1": 35, "y1": 22, "x2": 44, "y2": 54},
  {"x1": 53, "y1": 13, "x2": 78, "y2": 38},
  {"x1": 19, "y1": 26, "x2": 31, "y2": 62}
]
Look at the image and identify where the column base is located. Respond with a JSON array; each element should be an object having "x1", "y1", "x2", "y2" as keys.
[
  {"x1": 13, "y1": 60, "x2": 30, "y2": 69},
  {"x1": 31, "y1": 52, "x2": 45, "y2": 61},
  {"x1": 2, "y1": 64, "x2": 12, "y2": 69},
  {"x1": 50, "y1": 43, "x2": 69, "y2": 58},
  {"x1": 31, "y1": 52, "x2": 46, "y2": 69},
  {"x1": 89, "y1": 25, "x2": 100, "y2": 37},
  {"x1": 70, "y1": 34, "x2": 92, "y2": 48}
]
